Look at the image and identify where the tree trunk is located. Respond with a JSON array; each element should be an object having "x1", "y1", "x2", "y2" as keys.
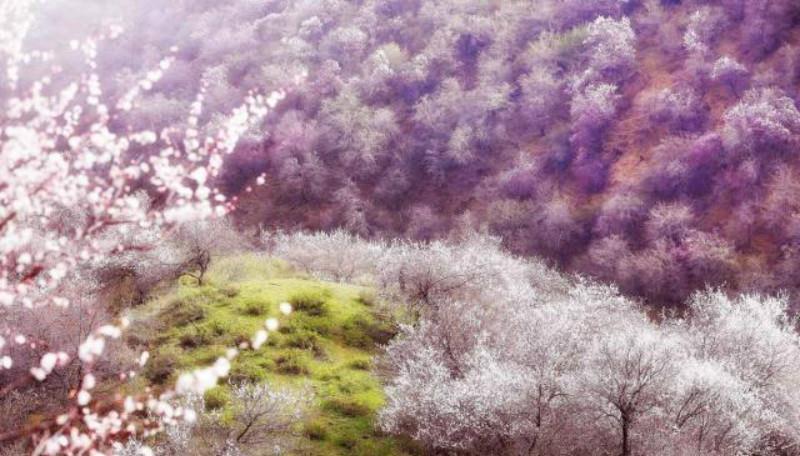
[{"x1": 621, "y1": 413, "x2": 630, "y2": 456}]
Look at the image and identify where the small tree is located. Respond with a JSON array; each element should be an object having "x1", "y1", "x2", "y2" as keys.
[
  {"x1": 189, "y1": 383, "x2": 308, "y2": 456},
  {"x1": 270, "y1": 229, "x2": 386, "y2": 284},
  {"x1": 171, "y1": 219, "x2": 245, "y2": 286},
  {"x1": 123, "y1": 382, "x2": 308, "y2": 456}
]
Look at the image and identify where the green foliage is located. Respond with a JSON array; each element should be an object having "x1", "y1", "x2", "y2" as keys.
[
  {"x1": 229, "y1": 361, "x2": 267, "y2": 384},
  {"x1": 334, "y1": 377, "x2": 371, "y2": 395},
  {"x1": 203, "y1": 387, "x2": 229, "y2": 410},
  {"x1": 143, "y1": 348, "x2": 180, "y2": 385},
  {"x1": 289, "y1": 290, "x2": 330, "y2": 316},
  {"x1": 204, "y1": 318, "x2": 231, "y2": 337},
  {"x1": 274, "y1": 351, "x2": 310, "y2": 375},
  {"x1": 304, "y1": 419, "x2": 329, "y2": 441},
  {"x1": 355, "y1": 289, "x2": 377, "y2": 307},
  {"x1": 178, "y1": 327, "x2": 213, "y2": 348},
  {"x1": 280, "y1": 312, "x2": 332, "y2": 336},
  {"x1": 218, "y1": 284, "x2": 240, "y2": 298},
  {"x1": 337, "y1": 313, "x2": 398, "y2": 349},
  {"x1": 185, "y1": 346, "x2": 226, "y2": 365},
  {"x1": 348, "y1": 358, "x2": 372, "y2": 371},
  {"x1": 283, "y1": 330, "x2": 326, "y2": 358},
  {"x1": 161, "y1": 297, "x2": 206, "y2": 327},
  {"x1": 324, "y1": 397, "x2": 372, "y2": 417},
  {"x1": 335, "y1": 431, "x2": 359, "y2": 450},
  {"x1": 237, "y1": 298, "x2": 270, "y2": 316},
  {"x1": 130, "y1": 256, "x2": 411, "y2": 456}
]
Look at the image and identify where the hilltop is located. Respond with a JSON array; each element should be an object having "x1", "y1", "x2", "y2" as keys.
[{"x1": 126, "y1": 255, "x2": 417, "y2": 456}]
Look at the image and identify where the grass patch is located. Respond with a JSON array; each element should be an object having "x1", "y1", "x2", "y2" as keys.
[
  {"x1": 283, "y1": 330, "x2": 327, "y2": 359},
  {"x1": 280, "y1": 312, "x2": 332, "y2": 336},
  {"x1": 337, "y1": 314, "x2": 397, "y2": 349},
  {"x1": 204, "y1": 318, "x2": 231, "y2": 337},
  {"x1": 204, "y1": 387, "x2": 229, "y2": 410},
  {"x1": 237, "y1": 297, "x2": 271, "y2": 316},
  {"x1": 289, "y1": 290, "x2": 330, "y2": 316},
  {"x1": 335, "y1": 431, "x2": 359, "y2": 450},
  {"x1": 274, "y1": 351, "x2": 311, "y2": 375},
  {"x1": 355, "y1": 289, "x2": 377, "y2": 307},
  {"x1": 128, "y1": 256, "x2": 414, "y2": 456},
  {"x1": 160, "y1": 298, "x2": 206, "y2": 327},
  {"x1": 324, "y1": 397, "x2": 372, "y2": 417},
  {"x1": 229, "y1": 361, "x2": 267, "y2": 384},
  {"x1": 304, "y1": 419, "x2": 329, "y2": 441},
  {"x1": 178, "y1": 327, "x2": 213, "y2": 349},
  {"x1": 218, "y1": 284, "x2": 240, "y2": 298},
  {"x1": 348, "y1": 358, "x2": 372, "y2": 371}
]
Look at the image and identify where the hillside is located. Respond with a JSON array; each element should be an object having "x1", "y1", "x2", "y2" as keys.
[
  {"x1": 4, "y1": 1, "x2": 800, "y2": 455},
  {"x1": 11, "y1": 0, "x2": 800, "y2": 307},
  {"x1": 126, "y1": 255, "x2": 417, "y2": 456}
]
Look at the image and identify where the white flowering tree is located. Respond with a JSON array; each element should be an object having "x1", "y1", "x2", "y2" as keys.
[
  {"x1": 569, "y1": 82, "x2": 620, "y2": 159},
  {"x1": 129, "y1": 382, "x2": 309, "y2": 456},
  {"x1": 682, "y1": 7, "x2": 726, "y2": 56},
  {"x1": 0, "y1": 2, "x2": 294, "y2": 453},
  {"x1": 267, "y1": 229, "x2": 386, "y2": 284},
  {"x1": 275, "y1": 233, "x2": 800, "y2": 456},
  {"x1": 584, "y1": 16, "x2": 636, "y2": 78},
  {"x1": 722, "y1": 87, "x2": 800, "y2": 153}
]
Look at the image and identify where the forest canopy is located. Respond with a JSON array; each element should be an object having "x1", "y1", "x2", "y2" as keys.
[{"x1": 20, "y1": 0, "x2": 800, "y2": 306}]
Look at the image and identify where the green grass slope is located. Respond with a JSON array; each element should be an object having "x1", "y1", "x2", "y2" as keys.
[{"x1": 127, "y1": 255, "x2": 420, "y2": 456}]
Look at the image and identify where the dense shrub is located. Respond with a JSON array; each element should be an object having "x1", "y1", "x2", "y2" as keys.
[
  {"x1": 283, "y1": 330, "x2": 326, "y2": 358},
  {"x1": 143, "y1": 350, "x2": 181, "y2": 385},
  {"x1": 324, "y1": 398, "x2": 371, "y2": 418},
  {"x1": 289, "y1": 290, "x2": 330, "y2": 317},
  {"x1": 304, "y1": 419, "x2": 329, "y2": 441},
  {"x1": 274, "y1": 351, "x2": 311, "y2": 375},
  {"x1": 570, "y1": 83, "x2": 620, "y2": 154},
  {"x1": 683, "y1": 6, "x2": 728, "y2": 55},
  {"x1": 644, "y1": 203, "x2": 695, "y2": 243},
  {"x1": 711, "y1": 56, "x2": 750, "y2": 94},
  {"x1": 268, "y1": 233, "x2": 800, "y2": 454},
  {"x1": 237, "y1": 298, "x2": 271, "y2": 317},
  {"x1": 338, "y1": 314, "x2": 397, "y2": 349},
  {"x1": 355, "y1": 237, "x2": 800, "y2": 456},
  {"x1": 594, "y1": 193, "x2": 648, "y2": 238},
  {"x1": 203, "y1": 387, "x2": 230, "y2": 411},
  {"x1": 160, "y1": 298, "x2": 207, "y2": 327},
  {"x1": 643, "y1": 86, "x2": 706, "y2": 131}
]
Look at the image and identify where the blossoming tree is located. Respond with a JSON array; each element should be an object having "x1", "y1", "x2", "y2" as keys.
[{"x1": 0, "y1": 2, "x2": 295, "y2": 453}]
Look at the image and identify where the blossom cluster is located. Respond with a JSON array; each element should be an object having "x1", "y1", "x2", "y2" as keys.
[{"x1": 0, "y1": 4, "x2": 294, "y2": 453}]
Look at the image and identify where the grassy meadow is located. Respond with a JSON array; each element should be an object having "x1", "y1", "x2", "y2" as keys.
[{"x1": 126, "y1": 255, "x2": 419, "y2": 456}]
